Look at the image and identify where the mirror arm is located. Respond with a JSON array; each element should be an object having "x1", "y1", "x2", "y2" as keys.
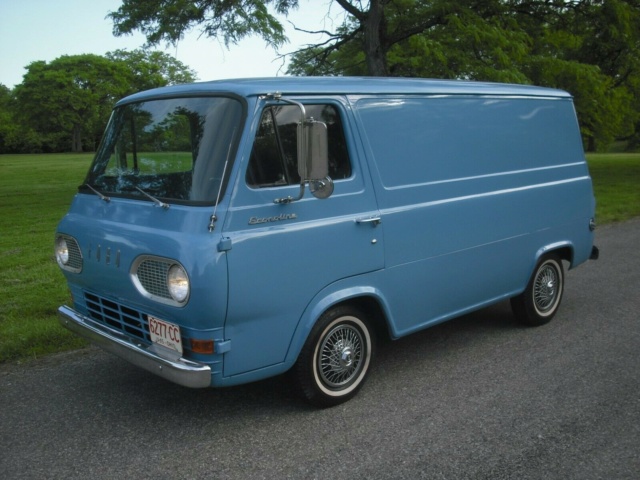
[
  {"x1": 263, "y1": 93, "x2": 307, "y2": 120},
  {"x1": 274, "y1": 183, "x2": 305, "y2": 204},
  {"x1": 266, "y1": 93, "x2": 309, "y2": 205}
]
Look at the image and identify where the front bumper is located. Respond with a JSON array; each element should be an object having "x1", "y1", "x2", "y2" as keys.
[{"x1": 58, "y1": 305, "x2": 212, "y2": 388}]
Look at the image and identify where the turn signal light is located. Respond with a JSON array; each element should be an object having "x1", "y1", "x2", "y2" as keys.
[{"x1": 190, "y1": 339, "x2": 214, "y2": 354}]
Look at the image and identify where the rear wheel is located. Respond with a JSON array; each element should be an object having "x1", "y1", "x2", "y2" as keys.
[
  {"x1": 511, "y1": 254, "x2": 564, "y2": 326},
  {"x1": 294, "y1": 306, "x2": 375, "y2": 408}
]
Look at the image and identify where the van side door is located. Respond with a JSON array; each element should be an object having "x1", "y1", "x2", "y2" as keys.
[{"x1": 221, "y1": 99, "x2": 384, "y2": 377}]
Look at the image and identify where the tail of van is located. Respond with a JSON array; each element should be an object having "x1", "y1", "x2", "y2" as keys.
[{"x1": 56, "y1": 77, "x2": 597, "y2": 407}]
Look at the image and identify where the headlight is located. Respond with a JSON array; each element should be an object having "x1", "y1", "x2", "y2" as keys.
[
  {"x1": 55, "y1": 236, "x2": 69, "y2": 265},
  {"x1": 132, "y1": 256, "x2": 189, "y2": 307},
  {"x1": 55, "y1": 235, "x2": 83, "y2": 273},
  {"x1": 167, "y1": 264, "x2": 190, "y2": 303}
]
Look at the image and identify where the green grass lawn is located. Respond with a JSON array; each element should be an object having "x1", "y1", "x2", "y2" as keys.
[
  {"x1": 587, "y1": 154, "x2": 640, "y2": 224},
  {"x1": 1, "y1": 152, "x2": 639, "y2": 363},
  {"x1": 0, "y1": 154, "x2": 91, "y2": 362}
]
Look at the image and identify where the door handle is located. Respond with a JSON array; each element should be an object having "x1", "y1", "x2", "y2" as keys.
[{"x1": 355, "y1": 216, "x2": 382, "y2": 227}]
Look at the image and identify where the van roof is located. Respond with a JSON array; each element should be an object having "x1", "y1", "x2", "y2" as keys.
[{"x1": 118, "y1": 77, "x2": 571, "y2": 105}]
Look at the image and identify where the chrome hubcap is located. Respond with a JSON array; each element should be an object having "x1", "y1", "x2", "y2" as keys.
[
  {"x1": 534, "y1": 264, "x2": 559, "y2": 313},
  {"x1": 318, "y1": 324, "x2": 363, "y2": 388}
]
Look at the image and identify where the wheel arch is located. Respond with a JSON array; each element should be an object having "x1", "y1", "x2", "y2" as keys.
[
  {"x1": 334, "y1": 295, "x2": 390, "y2": 342},
  {"x1": 285, "y1": 286, "x2": 393, "y2": 367},
  {"x1": 535, "y1": 242, "x2": 574, "y2": 268}
]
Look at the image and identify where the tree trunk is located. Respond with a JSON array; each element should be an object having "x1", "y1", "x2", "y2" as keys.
[
  {"x1": 363, "y1": 0, "x2": 388, "y2": 76},
  {"x1": 71, "y1": 124, "x2": 83, "y2": 152}
]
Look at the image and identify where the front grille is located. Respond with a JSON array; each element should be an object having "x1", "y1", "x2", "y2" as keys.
[
  {"x1": 135, "y1": 258, "x2": 172, "y2": 300},
  {"x1": 84, "y1": 292, "x2": 150, "y2": 342},
  {"x1": 65, "y1": 237, "x2": 83, "y2": 271}
]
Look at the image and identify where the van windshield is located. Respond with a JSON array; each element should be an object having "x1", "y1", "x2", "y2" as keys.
[{"x1": 84, "y1": 96, "x2": 244, "y2": 205}]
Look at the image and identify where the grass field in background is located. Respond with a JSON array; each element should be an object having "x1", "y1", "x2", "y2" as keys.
[
  {"x1": 1, "y1": 152, "x2": 639, "y2": 363},
  {"x1": 587, "y1": 154, "x2": 640, "y2": 224},
  {"x1": 0, "y1": 154, "x2": 92, "y2": 362}
]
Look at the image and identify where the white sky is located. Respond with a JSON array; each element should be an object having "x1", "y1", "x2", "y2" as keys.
[{"x1": 0, "y1": 0, "x2": 342, "y2": 89}]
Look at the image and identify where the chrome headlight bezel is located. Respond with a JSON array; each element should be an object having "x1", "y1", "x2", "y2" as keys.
[
  {"x1": 55, "y1": 234, "x2": 83, "y2": 273},
  {"x1": 131, "y1": 255, "x2": 190, "y2": 307}
]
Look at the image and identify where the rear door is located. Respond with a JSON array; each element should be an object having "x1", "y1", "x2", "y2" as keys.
[{"x1": 222, "y1": 98, "x2": 384, "y2": 377}]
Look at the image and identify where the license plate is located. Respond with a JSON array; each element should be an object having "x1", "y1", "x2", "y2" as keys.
[{"x1": 148, "y1": 316, "x2": 183, "y2": 355}]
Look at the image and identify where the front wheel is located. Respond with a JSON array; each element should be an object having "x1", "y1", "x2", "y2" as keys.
[
  {"x1": 294, "y1": 306, "x2": 375, "y2": 408},
  {"x1": 511, "y1": 254, "x2": 564, "y2": 326}
]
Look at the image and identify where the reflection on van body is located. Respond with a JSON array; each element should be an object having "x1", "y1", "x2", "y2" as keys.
[{"x1": 56, "y1": 78, "x2": 598, "y2": 407}]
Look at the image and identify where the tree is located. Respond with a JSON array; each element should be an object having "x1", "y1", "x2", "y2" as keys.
[
  {"x1": 110, "y1": 0, "x2": 640, "y2": 150},
  {"x1": 575, "y1": 0, "x2": 640, "y2": 150},
  {"x1": 109, "y1": 0, "x2": 297, "y2": 48},
  {"x1": 109, "y1": 0, "x2": 458, "y2": 77},
  {"x1": 7, "y1": 50, "x2": 196, "y2": 153},
  {"x1": 287, "y1": 0, "x2": 640, "y2": 150},
  {"x1": 0, "y1": 85, "x2": 14, "y2": 153},
  {"x1": 106, "y1": 49, "x2": 197, "y2": 92},
  {"x1": 522, "y1": 0, "x2": 640, "y2": 150},
  {"x1": 13, "y1": 55, "x2": 131, "y2": 152},
  {"x1": 287, "y1": 1, "x2": 531, "y2": 81},
  {"x1": 0, "y1": 84, "x2": 43, "y2": 154}
]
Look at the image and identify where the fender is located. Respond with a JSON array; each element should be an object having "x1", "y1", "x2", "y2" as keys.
[
  {"x1": 284, "y1": 275, "x2": 395, "y2": 366},
  {"x1": 514, "y1": 240, "x2": 575, "y2": 297},
  {"x1": 536, "y1": 240, "x2": 574, "y2": 261}
]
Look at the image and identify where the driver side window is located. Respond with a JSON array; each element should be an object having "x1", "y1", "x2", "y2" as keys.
[{"x1": 246, "y1": 104, "x2": 351, "y2": 188}]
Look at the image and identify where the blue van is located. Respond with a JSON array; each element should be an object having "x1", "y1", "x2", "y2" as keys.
[{"x1": 56, "y1": 77, "x2": 598, "y2": 407}]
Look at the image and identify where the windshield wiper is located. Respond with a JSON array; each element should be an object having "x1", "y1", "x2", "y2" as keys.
[
  {"x1": 135, "y1": 187, "x2": 170, "y2": 209},
  {"x1": 83, "y1": 184, "x2": 110, "y2": 203}
]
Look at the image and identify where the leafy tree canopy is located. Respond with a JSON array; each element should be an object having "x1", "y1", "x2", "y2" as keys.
[
  {"x1": 13, "y1": 54, "x2": 130, "y2": 153},
  {"x1": 0, "y1": 85, "x2": 16, "y2": 152},
  {"x1": 106, "y1": 49, "x2": 197, "y2": 91},
  {"x1": 1, "y1": 50, "x2": 196, "y2": 153},
  {"x1": 109, "y1": 0, "x2": 299, "y2": 48},
  {"x1": 2, "y1": 2, "x2": 639, "y2": 152},
  {"x1": 107, "y1": 0, "x2": 640, "y2": 150}
]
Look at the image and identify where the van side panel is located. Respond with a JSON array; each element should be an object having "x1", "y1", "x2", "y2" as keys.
[{"x1": 353, "y1": 95, "x2": 594, "y2": 336}]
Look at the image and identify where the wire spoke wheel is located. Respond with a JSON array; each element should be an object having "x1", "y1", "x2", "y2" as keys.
[
  {"x1": 533, "y1": 263, "x2": 560, "y2": 315},
  {"x1": 511, "y1": 254, "x2": 564, "y2": 326},
  {"x1": 295, "y1": 306, "x2": 374, "y2": 407},
  {"x1": 318, "y1": 323, "x2": 364, "y2": 388}
]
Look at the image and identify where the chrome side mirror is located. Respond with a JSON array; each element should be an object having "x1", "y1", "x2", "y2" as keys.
[
  {"x1": 271, "y1": 94, "x2": 333, "y2": 204},
  {"x1": 309, "y1": 176, "x2": 334, "y2": 199},
  {"x1": 304, "y1": 120, "x2": 333, "y2": 199},
  {"x1": 298, "y1": 119, "x2": 329, "y2": 181}
]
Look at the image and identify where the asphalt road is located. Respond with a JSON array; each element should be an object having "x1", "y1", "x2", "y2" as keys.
[{"x1": 1, "y1": 218, "x2": 639, "y2": 480}]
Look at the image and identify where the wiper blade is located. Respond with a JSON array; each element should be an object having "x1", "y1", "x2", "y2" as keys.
[
  {"x1": 83, "y1": 184, "x2": 110, "y2": 203},
  {"x1": 135, "y1": 187, "x2": 170, "y2": 209}
]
